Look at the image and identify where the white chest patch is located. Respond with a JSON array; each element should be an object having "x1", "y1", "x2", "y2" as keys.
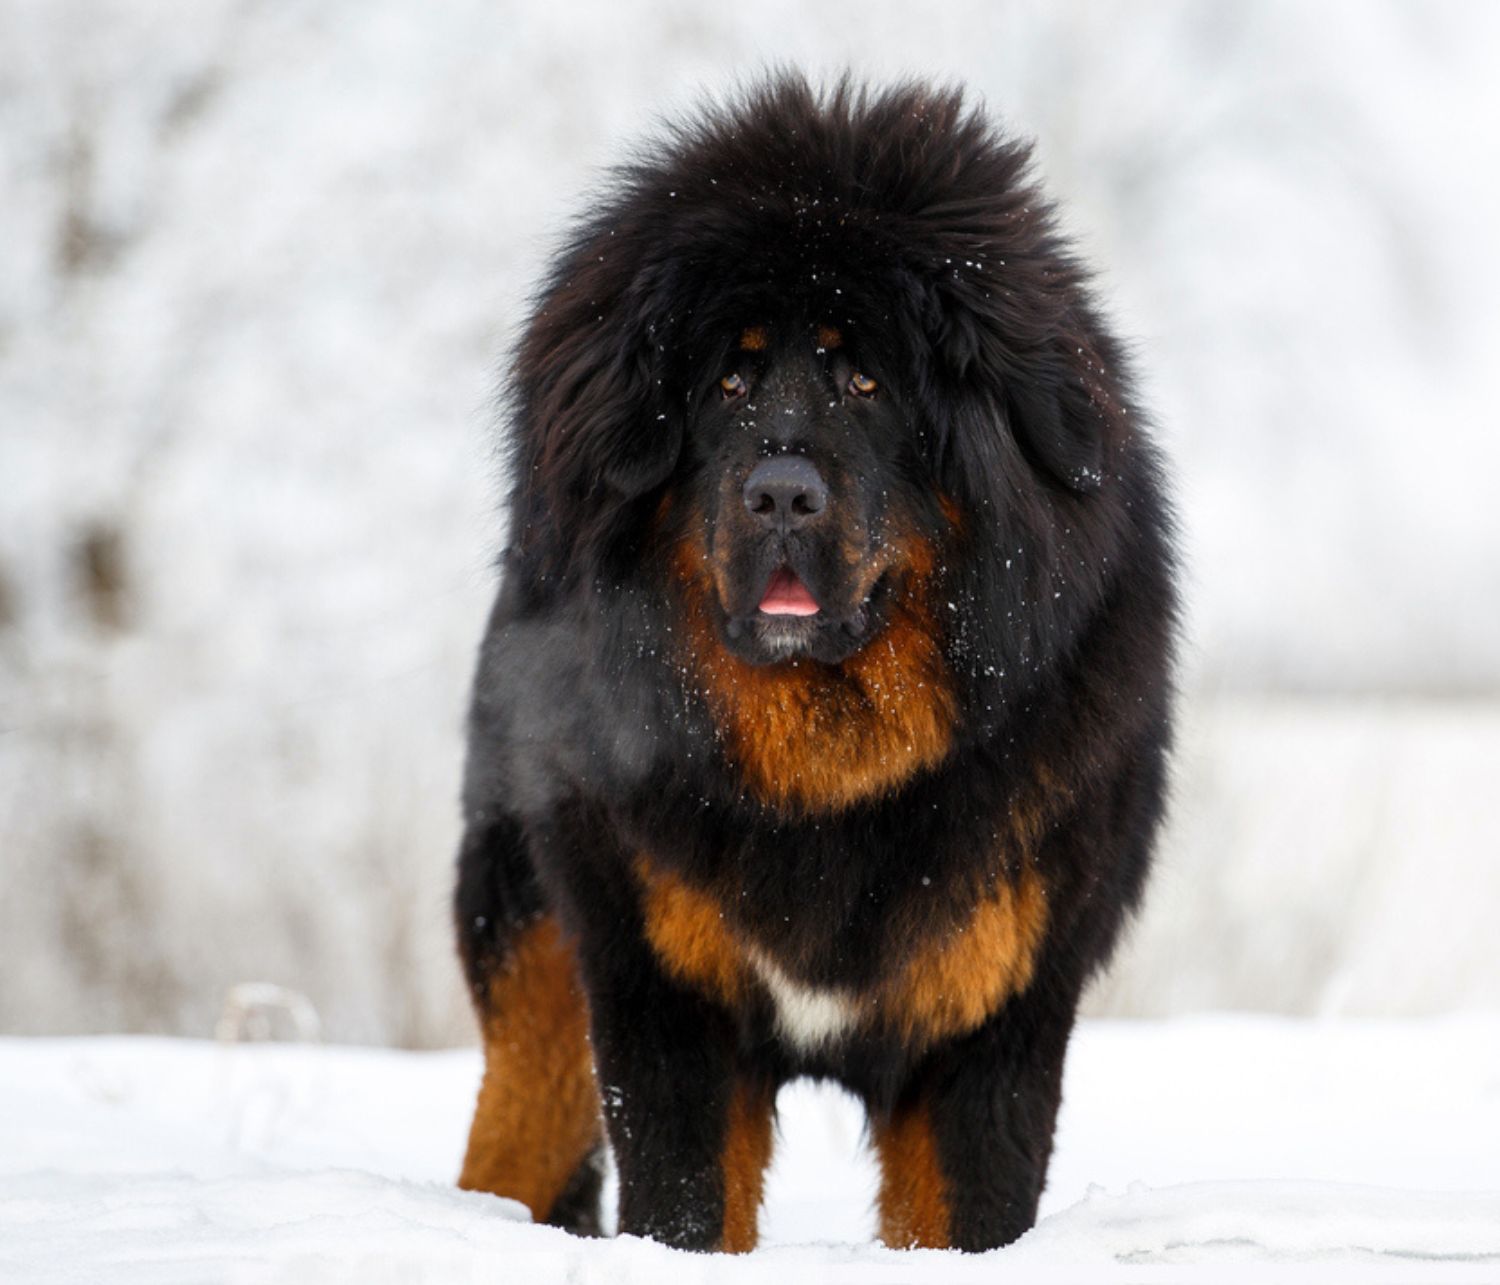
[{"x1": 748, "y1": 952, "x2": 861, "y2": 1051}]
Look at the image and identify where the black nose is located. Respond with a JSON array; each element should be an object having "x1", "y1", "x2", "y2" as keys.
[{"x1": 742, "y1": 456, "x2": 829, "y2": 531}]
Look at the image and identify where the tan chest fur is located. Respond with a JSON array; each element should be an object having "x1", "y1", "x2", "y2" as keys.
[
  {"x1": 633, "y1": 856, "x2": 1048, "y2": 1052},
  {"x1": 668, "y1": 526, "x2": 958, "y2": 815}
]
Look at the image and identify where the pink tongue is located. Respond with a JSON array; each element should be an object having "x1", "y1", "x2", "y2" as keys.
[{"x1": 758, "y1": 567, "x2": 820, "y2": 616}]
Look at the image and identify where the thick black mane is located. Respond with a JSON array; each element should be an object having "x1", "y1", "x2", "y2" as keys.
[{"x1": 501, "y1": 74, "x2": 1174, "y2": 745}]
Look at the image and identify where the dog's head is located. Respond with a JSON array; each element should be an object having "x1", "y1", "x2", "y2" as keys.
[
  {"x1": 670, "y1": 314, "x2": 947, "y2": 666},
  {"x1": 509, "y1": 76, "x2": 1132, "y2": 676}
]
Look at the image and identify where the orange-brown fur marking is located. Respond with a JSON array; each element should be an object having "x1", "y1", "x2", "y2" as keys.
[
  {"x1": 720, "y1": 1080, "x2": 776, "y2": 1252},
  {"x1": 873, "y1": 1101, "x2": 952, "y2": 1249},
  {"x1": 739, "y1": 325, "x2": 769, "y2": 352},
  {"x1": 816, "y1": 323, "x2": 843, "y2": 349},
  {"x1": 878, "y1": 866, "x2": 1048, "y2": 1047},
  {"x1": 635, "y1": 856, "x2": 748, "y2": 1004},
  {"x1": 458, "y1": 916, "x2": 601, "y2": 1220},
  {"x1": 633, "y1": 756, "x2": 1055, "y2": 1043},
  {"x1": 671, "y1": 533, "x2": 956, "y2": 813}
]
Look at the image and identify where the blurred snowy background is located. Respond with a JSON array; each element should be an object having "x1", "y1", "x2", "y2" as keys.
[{"x1": 2, "y1": 0, "x2": 1498, "y2": 1046}]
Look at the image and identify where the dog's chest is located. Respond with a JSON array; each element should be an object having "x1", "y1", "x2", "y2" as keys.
[
  {"x1": 633, "y1": 856, "x2": 1049, "y2": 1054},
  {"x1": 745, "y1": 950, "x2": 861, "y2": 1051}
]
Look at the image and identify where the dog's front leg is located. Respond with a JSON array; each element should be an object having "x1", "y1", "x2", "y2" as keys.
[{"x1": 579, "y1": 933, "x2": 773, "y2": 1252}]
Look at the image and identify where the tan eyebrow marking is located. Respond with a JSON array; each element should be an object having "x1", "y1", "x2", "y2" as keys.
[
  {"x1": 817, "y1": 324, "x2": 843, "y2": 350},
  {"x1": 739, "y1": 326, "x2": 769, "y2": 352}
]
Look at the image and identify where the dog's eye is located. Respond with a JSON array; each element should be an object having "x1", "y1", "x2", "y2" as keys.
[
  {"x1": 849, "y1": 372, "x2": 878, "y2": 397},
  {"x1": 720, "y1": 373, "x2": 747, "y2": 399}
]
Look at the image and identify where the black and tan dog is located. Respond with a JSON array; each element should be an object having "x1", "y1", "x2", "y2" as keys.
[{"x1": 454, "y1": 76, "x2": 1176, "y2": 1253}]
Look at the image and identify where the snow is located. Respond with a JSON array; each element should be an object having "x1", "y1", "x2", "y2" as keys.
[{"x1": 4, "y1": 1017, "x2": 1498, "y2": 1281}]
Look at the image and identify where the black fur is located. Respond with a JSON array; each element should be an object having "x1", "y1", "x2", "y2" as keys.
[{"x1": 455, "y1": 75, "x2": 1176, "y2": 1252}]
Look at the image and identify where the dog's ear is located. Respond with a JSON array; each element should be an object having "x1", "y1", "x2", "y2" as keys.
[
  {"x1": 518, "y1": 251, "x2": 683, "y2": 512},
  {"x1": 550, "y1": 333, "x2": 682, "y2": 501},
  {"x1": 926, "y1": 286, "x2": 1109, "y2": 496},
  {"x1": 1002, "y1": 345, "x2": 1107, "y2": 494}
]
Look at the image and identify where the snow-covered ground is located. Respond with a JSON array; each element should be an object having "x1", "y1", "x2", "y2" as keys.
[{"x1": 5, "y1": 1017, "x2": 1498, "y2": 1282}]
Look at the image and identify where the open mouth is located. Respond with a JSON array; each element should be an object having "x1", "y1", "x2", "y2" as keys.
[
  {"x1": 758, "y1": 566, "x2": 820, "y2": 617},
  {"x1": 719, "y1": 560, "x2": 893, "y2": 666}
]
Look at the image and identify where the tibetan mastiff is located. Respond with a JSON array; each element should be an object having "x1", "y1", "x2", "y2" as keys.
[{"x1": 454, "y1": 76, "x2": 1176, "y2": 1253}]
